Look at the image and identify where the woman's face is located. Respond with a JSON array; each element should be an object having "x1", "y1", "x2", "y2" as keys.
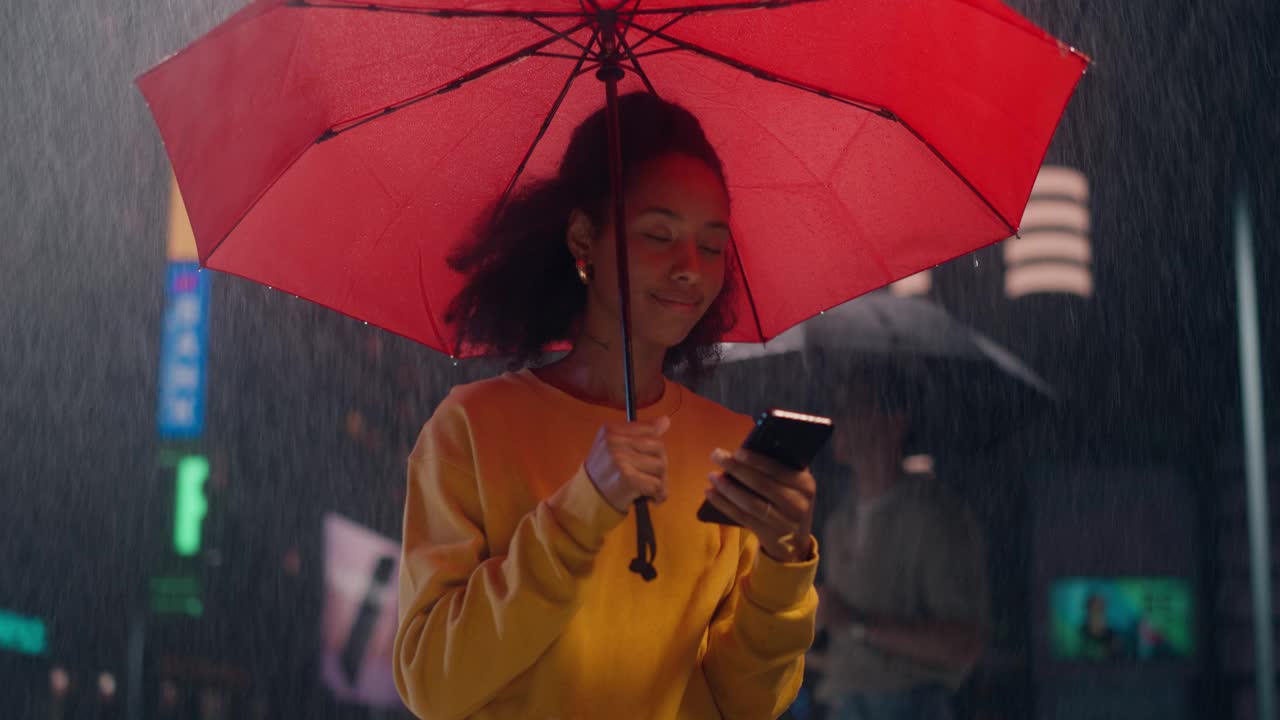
[{"x1": 584, "y1": 152, "x2": 731, "y2": 351}]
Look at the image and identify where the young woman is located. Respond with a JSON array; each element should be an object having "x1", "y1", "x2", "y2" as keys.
[{"x1": 393, "y1": 92, "x2": 819, "y2": 720}]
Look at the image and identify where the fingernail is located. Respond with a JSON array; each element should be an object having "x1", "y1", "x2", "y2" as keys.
[{"x1": 711, "y1": 448, "x2": 729, "y2": 462}]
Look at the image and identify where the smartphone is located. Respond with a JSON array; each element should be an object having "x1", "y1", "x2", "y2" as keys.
[{"x1": 697, "y1": 409, "x2": 834, "y2": 526}]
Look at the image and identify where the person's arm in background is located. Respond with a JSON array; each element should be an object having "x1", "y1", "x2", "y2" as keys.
[
  {"x1": 819, "y1": 588, "x2": 983, "y2": 670},
  {"x1": 393, "y1": 402, "x2": 648, "y2": 720},
  {"x1": 819, "y1": 505, "x2": 989, "y2": 672},
  {"x1": 702, "y1": 532, "x2": 819, "y2": 720}
]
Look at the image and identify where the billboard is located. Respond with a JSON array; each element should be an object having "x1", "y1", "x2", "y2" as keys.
[
  {"x1": 321, "y1": 514, "x2": 404, "y2": 709},
  {"x1": 1049, "y1": 576, "x2": 1194, "y2": 661},
  {"x1": 156, "y1": 262, "x2": 210, "y2": 439}
]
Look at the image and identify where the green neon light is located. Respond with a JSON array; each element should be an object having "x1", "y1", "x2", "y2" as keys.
[
  {"x1": 149, "y1": 575, "x2": 203, "y2": 618},
  {"x1": 173, "y1": 455, "x2": 209, "y2": 557},
  {"x1": 0, "y1": 609, "x2": 47, "y2": 656}
]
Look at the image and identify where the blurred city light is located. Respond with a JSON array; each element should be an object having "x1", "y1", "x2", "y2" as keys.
[
  {"x1": 173, "y1": 454, "x2": 210, "y2": 557},
  {"x1": 150, "y1": 575, "x2": 204, "y2": 617},
  {"x1": 50, "y1": 667, "x2": 70, "y2": 697},
  {"x1": 889, "y1": 269, "x2": 933, "y2": 297},
  {"x1": 902, "y1": 454, "x2": 936, "y2": 475},
  {"x1": 0, "y1": 608, "x2": 47, "y2": 655},
  {"x1": 1005, "y1": 165, "x2": 1093, "y2": 299},
  {"x1": 98, "y1": 672, "x2": 117, "y2": 698}
]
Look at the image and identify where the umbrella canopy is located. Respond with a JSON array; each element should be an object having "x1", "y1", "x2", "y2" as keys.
[
  {"x1": 137, "y1": 0, "x2": 1087, "y2": 355},
  {"x1": 720, "y1": 292, "x2": 1055, "y2": 449},
  {"x1": 137, "y1": 0, "x2": 1085, "y2": 579}
]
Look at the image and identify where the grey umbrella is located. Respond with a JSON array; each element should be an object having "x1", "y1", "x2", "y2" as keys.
[{"x1": 717, "y1": 291, "x2": 1054, "y2": 451}]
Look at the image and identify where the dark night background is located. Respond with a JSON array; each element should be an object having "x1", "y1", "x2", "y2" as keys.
[{"x1": 1, "y1": 0, "x2": 1277, "y2": 717}]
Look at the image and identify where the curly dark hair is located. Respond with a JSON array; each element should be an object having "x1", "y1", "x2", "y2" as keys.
[{"x1": 444, "y1": 92, "x2": 738, "y2": 384}]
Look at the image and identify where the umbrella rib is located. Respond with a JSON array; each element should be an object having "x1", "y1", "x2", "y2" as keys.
[
  {"x1": 619, "y1": 0, "x2": 643, "y2": 34},
  {"x1": 638, "y1": 26, "x2": 885, "y2": 115},
  {"x1": 526, "y1": 16, "x2": 593, "y2": 53},
  {"x1": 631, "y1": 46, "x2": 682, "y2": 60},
  {"x1": 887, "y1": 118, "x2": 1018, "y2": 235},
  {"x1": 288, "y1": 0, "x2": 587, "y2": 19},
  {"x1": 627, "y1": 13, "x2": 690, "y2": 53},
  {"x1": 729, "y1": 235, "x2": 767, "y2": 342},
  {"x1": 491, "y1": 30, "x2": 600, "y2": 235},
  {"x1": 316, "y1": 22, "x2": 590, "y2": 143},
  {"x1": 627, "y1": 0, "x2": 825, "y2": 15},
  {"x1": 637, "y1": 26, "x2": 1018, "y2": 235},
  {"x1": 597, "y1": 0, "x2": 656, "y2": 92},
  {"x1": 534, "y1": 51, "x2": 594, "y2": 60},
  {"x1": 618, "y1": 35, "x2": 657, "y2": 95},
  {"x1": 417, "y1": 244, "x2": 451, "y2": 356}
]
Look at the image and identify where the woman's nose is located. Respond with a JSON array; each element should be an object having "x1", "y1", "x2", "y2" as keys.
[{"x1": 670, "y1": 239, "x2": 702, "y2": 283}]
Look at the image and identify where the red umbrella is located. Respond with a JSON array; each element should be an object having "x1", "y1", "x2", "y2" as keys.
[{"x1": 137, "y1": 0, "x2": 1087, "y2": 579}]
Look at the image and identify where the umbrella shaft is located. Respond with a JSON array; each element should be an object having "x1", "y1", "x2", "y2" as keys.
[
  {"x1": 602, "y1": 64, "x2": 636, "y2": 422},
  {"x1": 599, "y1": 28, "x2": 657, "y2": 581}
]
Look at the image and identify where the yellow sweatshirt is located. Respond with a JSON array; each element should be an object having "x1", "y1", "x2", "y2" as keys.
[{"x1": 394, "y1": 369, "x2": 817, "y2": 720}]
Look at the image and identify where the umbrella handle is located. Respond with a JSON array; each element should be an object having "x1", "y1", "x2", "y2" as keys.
[
  {"x1": 629, "y1": 501, "x2": 658, "y2": 581},
  {"x1": 599, "y1": 17, "x2": 658, "y2": 582}
]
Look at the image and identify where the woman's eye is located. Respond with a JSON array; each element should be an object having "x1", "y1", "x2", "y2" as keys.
[
  {"x1": 643, "y1": 233, "x2": 673, "y2": 243},
  {"x1": 699, "y1": 245, "x2": 724, "y2": 256}
]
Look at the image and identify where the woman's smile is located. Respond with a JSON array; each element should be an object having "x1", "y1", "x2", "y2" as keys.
[{"x1": 651, "y1": 292, "x2": 703, "y2": 314}]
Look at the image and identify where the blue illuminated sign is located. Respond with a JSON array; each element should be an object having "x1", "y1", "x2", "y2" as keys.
[{"x1": 157, "y1": 262, "x2": 210, "y2": 439}]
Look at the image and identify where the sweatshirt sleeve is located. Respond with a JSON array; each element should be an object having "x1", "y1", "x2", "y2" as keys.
[
  {"x1": 702, "y1": 530, "x2": 819, "y2": 719},
  {"x1": 392, "y1": 398, "x2": 626, "y2": 720}
]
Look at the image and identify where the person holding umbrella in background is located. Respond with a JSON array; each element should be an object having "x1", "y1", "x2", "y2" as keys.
[
  {"x1": 810, "y1": 375, "x2": 989, "y2": 720},
  {"x1": 394, "y1": 93, "x2": 821, "y2": 720},
  {"x1": 717, "y1": 292, "x2": 1050, "y2": 719}
]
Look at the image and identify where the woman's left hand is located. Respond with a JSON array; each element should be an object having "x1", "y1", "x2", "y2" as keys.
[{"x1": 706, "y1": 447, "x2": 816, "y2": 563}]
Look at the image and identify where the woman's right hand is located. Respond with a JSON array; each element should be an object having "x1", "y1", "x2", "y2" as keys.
[{"x1": 584, "y1": 416, "x2": 671, "y2": 513}]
